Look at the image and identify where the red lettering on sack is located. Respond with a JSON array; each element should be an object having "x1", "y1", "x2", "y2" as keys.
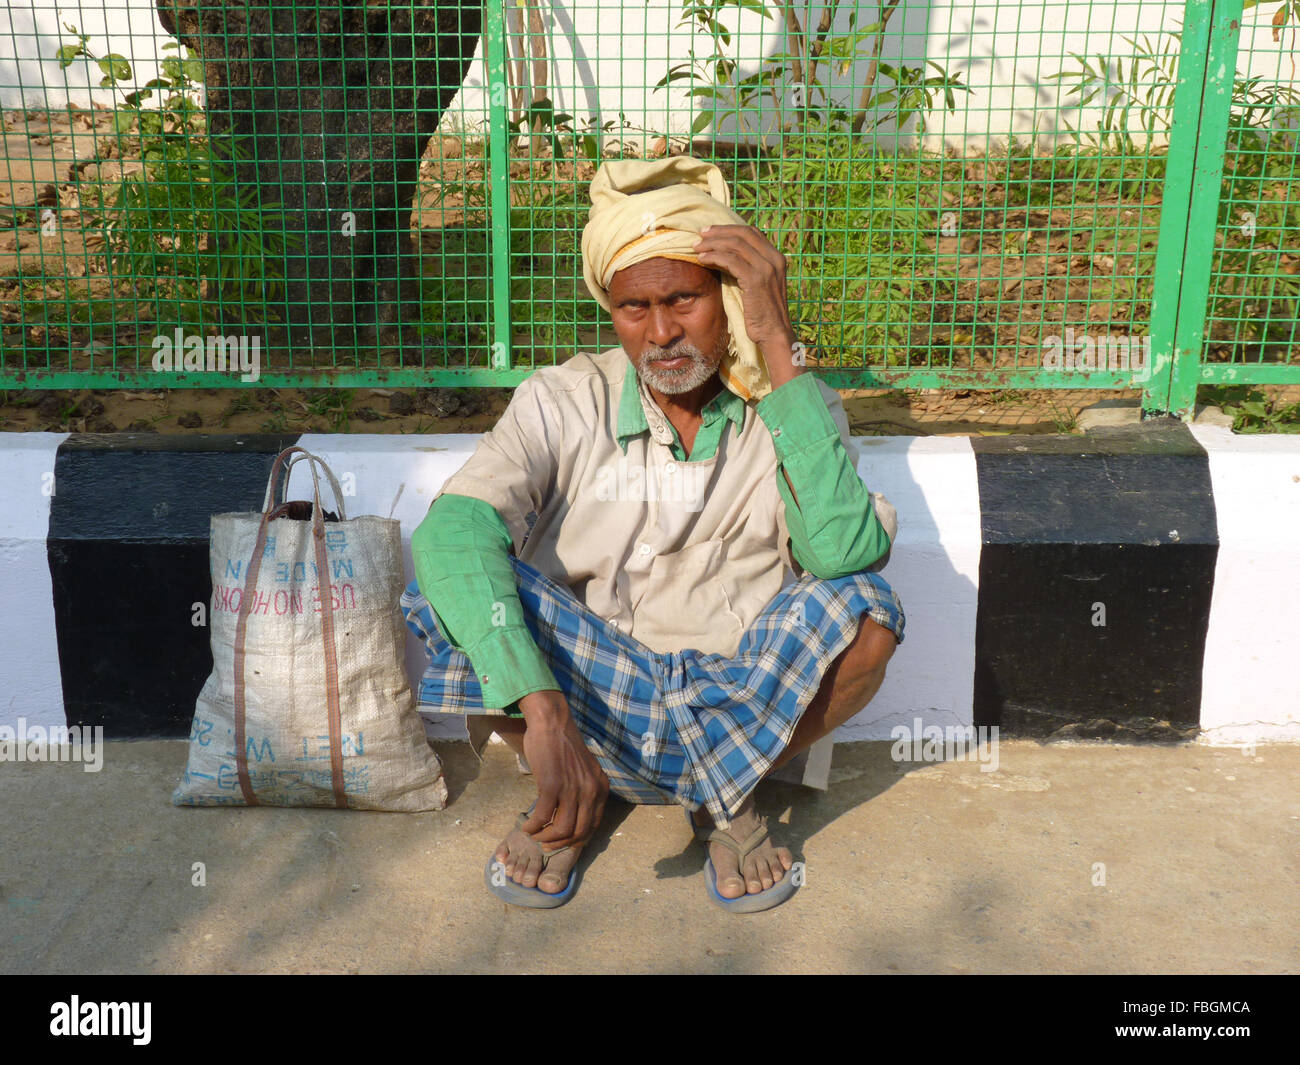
[
  {"x1": 212, "y1": 585, "x2": 243, "y2": 613},
  {"x1": 310, "y1": 582, "x2": 357, "y2": 612}
]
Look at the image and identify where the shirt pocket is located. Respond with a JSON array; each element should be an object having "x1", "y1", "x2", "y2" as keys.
[{"x1": 632, "y1": 538, "x2": 745, "y2": 656}]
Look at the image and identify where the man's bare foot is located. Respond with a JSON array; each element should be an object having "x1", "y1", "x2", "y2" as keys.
[
  {"x1": 693, "y1": 797, "x2": 793, "y2": 898},
  {"x1": 487, "y1": 718, "x2": 599, "y2": 895},
  {"x1": 493, "y1": 820, "x2": 586, "y2": 895}
]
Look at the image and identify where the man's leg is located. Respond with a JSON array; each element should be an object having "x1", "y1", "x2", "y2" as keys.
[{"x1": 693, "y1": 613, "x2": 898, "y2": 899}]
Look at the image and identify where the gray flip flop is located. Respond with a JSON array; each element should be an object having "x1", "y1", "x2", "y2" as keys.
[
  {"x1": 686, "y1": 807, "x2": 799, "y2": 913},
  {"x1": 484, "y1": 810, "x2": 581, "y2": 909}
]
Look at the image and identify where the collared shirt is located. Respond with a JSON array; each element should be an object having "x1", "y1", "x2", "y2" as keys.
[
  {"x1": 411, "y1": 346, "x2": 894, "y2": 711},
  {"x1": 615, "y1": 359, "x2": 747, "y2": 461}
]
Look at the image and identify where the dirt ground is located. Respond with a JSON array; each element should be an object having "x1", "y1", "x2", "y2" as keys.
[{"x1": 0, "y1": 381, "x2": 1140, "y2": 436}]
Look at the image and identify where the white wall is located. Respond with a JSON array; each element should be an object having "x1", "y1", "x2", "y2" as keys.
[
  {"x1": 1, "y1": 1, "x2": 175, "y2": 112},
  {"x1": 0, "y1": 433, "x2": 68, "y2": 730},
  {"x1": 4, "y1": 1, "x2": 1295, "y2": 153}
]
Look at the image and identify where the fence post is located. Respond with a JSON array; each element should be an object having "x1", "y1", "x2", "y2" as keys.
[
  {"x1": 1145, "y1": 0, "x2": 1244, "y2": 417},
  {"x1": 485, "y1": 0, "x2": 513, "y2": 372}
]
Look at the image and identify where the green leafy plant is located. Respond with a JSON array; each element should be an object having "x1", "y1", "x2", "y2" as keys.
[
  {"x1": 732, "y1": 135, "x2": 952, "y2": 367},
  {"x1": 56, "y1": 24, "x2": 299, "y2": 338},
  {"x1": 1044, "y1": 395, "x2": 1079, "y2": 433},
  {"x1": 648, "y1": 2, "x2": 965, "y2": 367},
  {"x1": 302, "y1": 389, "x2": 355, "y2": 432},
  {"x1": 507, "y1": 103, "x2": 623, "y2": 164},
  {"x1": 656, "y1": 0, "x2": 969, "y2": 151},
  {"x1": 218, "y1": 391, "x2": 256, "y2": 426},
  {"x1": 1046, "y1": 12, "x2": 1300, "y2": 361},
  {"x1": 1202, "y1": 384, "x2": 1300, "y2": 432}
]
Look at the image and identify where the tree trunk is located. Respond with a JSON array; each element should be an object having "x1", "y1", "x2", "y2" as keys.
[{"x1": 155, "y1": 1, "x2": 483, "y2": 359}]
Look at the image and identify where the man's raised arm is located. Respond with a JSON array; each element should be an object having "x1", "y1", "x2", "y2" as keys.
[
  {"x1": 757, "y1": 373, "x2": 893, "y2": 578},
  {"x1": 691, "y1": 223, "x2": 894, "y2": 578}
]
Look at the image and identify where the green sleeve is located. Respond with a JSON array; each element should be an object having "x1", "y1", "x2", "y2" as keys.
[
  {"x1": 410, "y1": 492, "x2": 560, "y2": 715},
  {"x1": 755, "y1": 373, "x2": 891, "y2": 578}
]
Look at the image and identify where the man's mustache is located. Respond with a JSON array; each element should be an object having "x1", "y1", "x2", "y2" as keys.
[{"x1": 644, "y1": 345, "x2": 700, "y2": 363}]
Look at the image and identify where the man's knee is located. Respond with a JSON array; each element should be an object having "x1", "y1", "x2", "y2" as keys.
[{"x1": 844, "y1": 614, "x2": 897, "y2": 675}]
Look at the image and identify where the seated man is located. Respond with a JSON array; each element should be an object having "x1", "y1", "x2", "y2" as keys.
[{"x1": 402, "y1": 155, "x2": 905, "y2": 912}]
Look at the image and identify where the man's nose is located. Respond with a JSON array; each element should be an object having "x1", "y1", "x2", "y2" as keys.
[{"x1": 645, "y1": 303, "x2": 681, "y2": 349}]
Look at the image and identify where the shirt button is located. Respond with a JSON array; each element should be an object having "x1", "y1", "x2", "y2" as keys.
[
  {"x1": 639, "y1": 543, "x2": 652, "y2": 556},
  {"x1": 480, "y1": 674, "x2": 490, "y2": 684},
  {"x1": 773, "y1": 427, "x2": 783, "y2": 438}
]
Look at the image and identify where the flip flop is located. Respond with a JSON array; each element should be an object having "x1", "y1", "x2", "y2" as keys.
[
  {"x1": 685, "y1": 807, "x2": 800, "y2": 914},
  {"x1": 484, "y1": 809, "x2": 581, "y2": 909}
]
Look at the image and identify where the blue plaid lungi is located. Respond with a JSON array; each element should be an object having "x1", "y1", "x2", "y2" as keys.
[{"x1": 400, "y1": 558, "x2": 904, "y2": 827}]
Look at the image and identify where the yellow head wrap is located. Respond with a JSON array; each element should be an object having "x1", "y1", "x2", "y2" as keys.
[{"x1": 580, "y1": 155, "x2": 772, "y2": 402}]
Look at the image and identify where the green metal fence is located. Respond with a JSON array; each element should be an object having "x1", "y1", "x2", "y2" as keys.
[{"x1": 0, "y1": 0, "x2": 1296, "y2": 417}]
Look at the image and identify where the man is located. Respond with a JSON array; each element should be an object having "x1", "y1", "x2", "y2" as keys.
[{"x1": 402, "y1": 155, "x2": 904, "y2": 912}]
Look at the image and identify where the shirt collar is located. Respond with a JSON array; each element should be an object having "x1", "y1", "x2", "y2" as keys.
[{"x1": 615, "y1": 355, "x2": 747, "y2": 453}]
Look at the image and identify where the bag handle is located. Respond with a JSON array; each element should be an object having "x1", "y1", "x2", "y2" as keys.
[
  {"x1": 261, "y1": 446, "x2": 349, "y2": 521},
  {"x1": 232, "y1": 446, "x2": 348, "y2": 808}
]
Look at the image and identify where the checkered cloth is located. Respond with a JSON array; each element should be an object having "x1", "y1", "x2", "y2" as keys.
[{"x1": 401, "y1": 558, "x2": 904, "y2": 827}]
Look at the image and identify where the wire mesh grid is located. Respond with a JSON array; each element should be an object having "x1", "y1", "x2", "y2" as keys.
[{"x1": 0, "y1": 0, "x2": 1294, "y2": 409}]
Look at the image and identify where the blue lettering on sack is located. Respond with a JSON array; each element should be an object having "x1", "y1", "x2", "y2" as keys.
[
  {"x1": 272, "y1": 558, "x2": 355, "y2": 582},
  {"x1": 299, "y1": 733, "x2": 365, "y2": 760},
  {"x1": 245, "y1": 736, "x2": 275, "y2": 763}
]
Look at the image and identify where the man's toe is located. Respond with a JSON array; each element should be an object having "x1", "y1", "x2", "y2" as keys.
[
  {"x1": 513, "y1": 848, "x2": 542, "y2": 886},
  {"x1": 712, "y1": 846, "x2": 746, "y2": 898}
]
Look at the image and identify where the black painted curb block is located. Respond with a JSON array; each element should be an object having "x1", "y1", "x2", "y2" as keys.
[
  {"x1": 971, "y1": 421, "x2": 1216, "y2": 740},
  {"x1": 46, "y1": 433, "x2": 300, "y2": 738}
]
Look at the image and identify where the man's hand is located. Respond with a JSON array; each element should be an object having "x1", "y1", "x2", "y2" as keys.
[
  {"x1": 692, "y1": 223, "x2": 803, "y2": 388},
  {"x1": 517, "y1": 689, "x2": 609, "y2": 848}
]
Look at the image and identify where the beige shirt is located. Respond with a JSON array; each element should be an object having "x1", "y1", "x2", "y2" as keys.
[{"x1": 436, "y1": 346, "x2": 865, "y2": 659}]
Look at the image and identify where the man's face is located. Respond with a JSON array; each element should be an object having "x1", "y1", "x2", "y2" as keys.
[{"x1": 607, "y1": 258, "x2": 729, "y2": 395}]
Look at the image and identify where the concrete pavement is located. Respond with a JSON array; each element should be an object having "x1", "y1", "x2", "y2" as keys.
[{"x1": 2, "y1": 737, "x2": 1297, "y2": 974}]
